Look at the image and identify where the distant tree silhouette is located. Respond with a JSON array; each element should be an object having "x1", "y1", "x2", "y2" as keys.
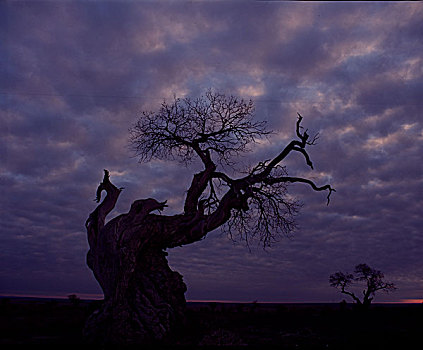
[
  {"x1": 68, "y1": 294, "x2": 81, "y2": 307},
  {"x1": 84, "y1": 91, "x2": 335, "y2": 344},
  {"x1": 330, "y1": 263, "x2": 396, "y2": 309}
]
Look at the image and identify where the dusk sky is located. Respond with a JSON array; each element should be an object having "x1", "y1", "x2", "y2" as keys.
[{"x1": 1, "y1": 1, "x2": 422, "y2": 303}]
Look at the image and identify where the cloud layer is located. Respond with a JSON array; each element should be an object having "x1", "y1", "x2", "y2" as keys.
[{"x1": 1, "y1": 1, "x2": 422, "y2": 302}]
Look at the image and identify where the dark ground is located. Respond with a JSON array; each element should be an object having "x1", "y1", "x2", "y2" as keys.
[{"x1": 0, "y1": 297, "x2": 421, "y2": 348}]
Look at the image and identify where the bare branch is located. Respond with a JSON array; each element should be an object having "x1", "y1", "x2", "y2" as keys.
[
  {"x1": 184, "y1": 159, "x2": 216, "y2": 214},
  {"x1": 85, "y1": 170, "x2": 123, "y2": 248},
  {"x1": 263, "y1": 176, "x2": 336, "y2": 205},
  {"x1": 211, "y1": 171, "x2": 235, "y2": 185},
  {"x1": 292, "y1": 146, "x2": 314, "y2": 169},
  {"x1": 260, "y1": 115, "x2": 315, "y2": 178}
]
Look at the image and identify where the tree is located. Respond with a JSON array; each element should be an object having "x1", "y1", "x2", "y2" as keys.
[
  {"x1": 68, "y1": 294, "x2": 81, "y2": 307},
  {"x1": 84, "y1": 91, "x2": 335, "y2": 344},
  {"x1": 330, "y1": 263, "x2": 396, "y2": 309}
]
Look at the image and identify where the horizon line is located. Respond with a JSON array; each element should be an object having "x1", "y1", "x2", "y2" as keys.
[{"x1": 1, "y1": 293, "x2": 421, "y2": 304}]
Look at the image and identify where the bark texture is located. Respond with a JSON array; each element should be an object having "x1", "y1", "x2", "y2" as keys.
[{"x1": 83, "y1": 170, "x2": 187, "y2": 344}]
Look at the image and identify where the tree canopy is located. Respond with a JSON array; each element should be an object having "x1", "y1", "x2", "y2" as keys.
[
  {"x1": 330, "y1": 263, "x2": 396, "y2": 307},
  {"x1": 129, "y1": 91, "x2": 335, "y2": 247}
]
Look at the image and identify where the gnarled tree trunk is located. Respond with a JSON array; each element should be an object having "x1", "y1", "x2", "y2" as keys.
[{"x1": 83, "y1": 170, "x2": 192, "y2": 344}]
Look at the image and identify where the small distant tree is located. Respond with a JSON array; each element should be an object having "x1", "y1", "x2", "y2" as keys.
[
  {"x1": 68, "y1": 294, "x2": 81, "y2": 307},
  {"x1": 330, "y1": 263, "x2": 396, "y2": 309}
]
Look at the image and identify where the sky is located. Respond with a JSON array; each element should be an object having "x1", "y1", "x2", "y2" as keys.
[{"x1": 1, "y1": 1, "x2": 422, "y2": 303}]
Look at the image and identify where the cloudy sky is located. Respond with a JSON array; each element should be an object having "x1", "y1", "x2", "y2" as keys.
[{"x1": 1, "y1": 1, "x2": 422, "y2": 303}]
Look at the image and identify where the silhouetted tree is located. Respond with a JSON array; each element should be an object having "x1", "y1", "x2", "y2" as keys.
[
  {"x1": 84, "y1": 91, "x2": 335, "y2": 344},
  {"x1": 330, "y1": 263, "x2": 396, "y2": 309},
  {"x1": 68, "y1": 294, "x2": 81, "y2": 307}
]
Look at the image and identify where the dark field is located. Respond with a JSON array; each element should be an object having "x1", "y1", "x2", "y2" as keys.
[{"x1": 0, "y1": 297, "x2": 421, "y2": 347}]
